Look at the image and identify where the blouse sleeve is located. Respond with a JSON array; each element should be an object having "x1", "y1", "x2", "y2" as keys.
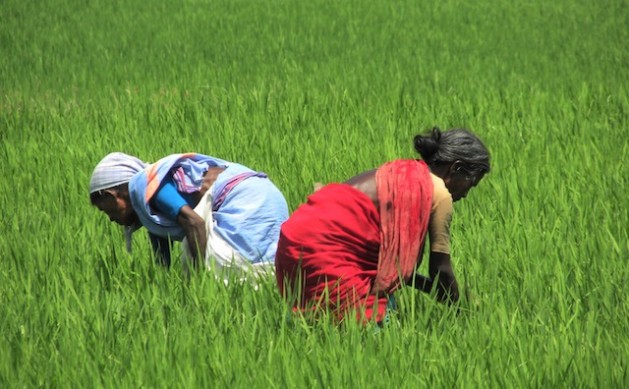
[{"x1": 151, "y1": 179, "x2": 188, "y2": 220}]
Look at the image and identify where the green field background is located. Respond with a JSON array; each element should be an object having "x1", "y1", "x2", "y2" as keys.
[{"x1": 1, "y1": 0, "x2": 627, "y2": 387}]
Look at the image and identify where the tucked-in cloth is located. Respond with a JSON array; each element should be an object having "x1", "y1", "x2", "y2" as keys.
[
  {"x1": 275, "y1": 159, "x2": 433, "y2": 323},
  {"x1": 182, "y1": 186, "x2": 277, "y2": 280},
  {"x1": 129, "y1": 153, "x2": 289, "y2": 264},
  {"x1": 209, "y1": 168, "x2": 289, "y2": 263},
  {"x1": 89, "y1": 152, "x2": 148, "y2": 194}
]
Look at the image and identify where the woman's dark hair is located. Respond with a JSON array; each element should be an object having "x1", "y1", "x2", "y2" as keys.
[{"x1": 414, "y1": 127, "x2": 490, "y2": 176}]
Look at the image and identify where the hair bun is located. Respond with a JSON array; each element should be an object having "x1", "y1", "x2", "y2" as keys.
[
  {"x1": 430, "y1": 127, "x2": 442, "y2": 142},
  {"x1": 414, "y1": 127, "x2": 441, "y2": 161}
]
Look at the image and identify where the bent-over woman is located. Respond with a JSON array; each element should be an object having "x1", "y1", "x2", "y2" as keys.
[
  {"x1": 90, "y1": 152, "x2": 289, "y2": 279},
  {"x1": 275, "y1": 128, "x2": 490, "y2": 322}
]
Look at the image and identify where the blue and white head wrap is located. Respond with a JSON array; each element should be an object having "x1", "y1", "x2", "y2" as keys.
[{"x1": 89, "y1": 152, "x2": 148, "y2": 194}]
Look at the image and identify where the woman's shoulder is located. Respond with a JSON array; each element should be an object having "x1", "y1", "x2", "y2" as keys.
[{"x1": 430, "y1": 173, "x2": 453, "y2": 209}]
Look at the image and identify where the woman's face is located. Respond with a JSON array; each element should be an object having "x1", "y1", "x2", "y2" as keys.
[
  {"x1": 94, "y1": 190, "x2": 137, "y2": 226},
  {"x1": 443, "y1": 164, "x2": 484, "y2": 202}
]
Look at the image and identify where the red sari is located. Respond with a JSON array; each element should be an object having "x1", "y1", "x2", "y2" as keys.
[{"x1": 275, "y1": 160, "x2": 433, "y2": 322}]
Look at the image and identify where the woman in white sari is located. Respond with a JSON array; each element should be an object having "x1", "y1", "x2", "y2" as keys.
[{"x1": 89, "y1": 152, "x2": 289, "y2": 279}]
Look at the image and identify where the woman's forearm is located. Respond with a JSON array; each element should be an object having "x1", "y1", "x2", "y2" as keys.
[
  {"x1": 433, "y1": 271, "x2": 459, "y2": 303},
  {"x1": 177, "y1": 206, "x2": 207, "y2": 269},
  {"x1": 428, "y1": 252, "x2": 460, "y2": 304},
  {"x1": 185, "y1": 224, "x2": 207, "y2": 267},
  {"x1": 408, "y1": 273, "x2": 434, "y2": 294}
]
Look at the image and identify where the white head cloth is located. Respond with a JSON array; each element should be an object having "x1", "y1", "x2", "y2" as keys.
[{"x1": 89, "y1": 152, "x2": 148, "y2": 194}]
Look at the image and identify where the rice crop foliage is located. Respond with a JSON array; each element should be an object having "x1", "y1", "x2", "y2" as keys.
[{"x1": 1, "y1": 0, "x2": 627, "y2": 387}]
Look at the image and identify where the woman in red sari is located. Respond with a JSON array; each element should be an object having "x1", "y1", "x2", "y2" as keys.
[{"x1": 275, "y1": 128, "x2": 491, "y2": 323}]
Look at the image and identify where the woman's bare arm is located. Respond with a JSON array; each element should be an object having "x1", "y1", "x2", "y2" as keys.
[
  {"x1": 177, "y1": 205, "x2": 207, "y2": 269},
  {"x1": 428, "y1": 252, "x2": 460, "y2": 303},
  {"x1": 407, "y1": 272, "x2": 434, "y2": 293}
]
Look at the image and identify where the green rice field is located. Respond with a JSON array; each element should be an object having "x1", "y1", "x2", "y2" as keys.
[{"x1": 1, "y1": 0, "x2": 628, "y2": 386}]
